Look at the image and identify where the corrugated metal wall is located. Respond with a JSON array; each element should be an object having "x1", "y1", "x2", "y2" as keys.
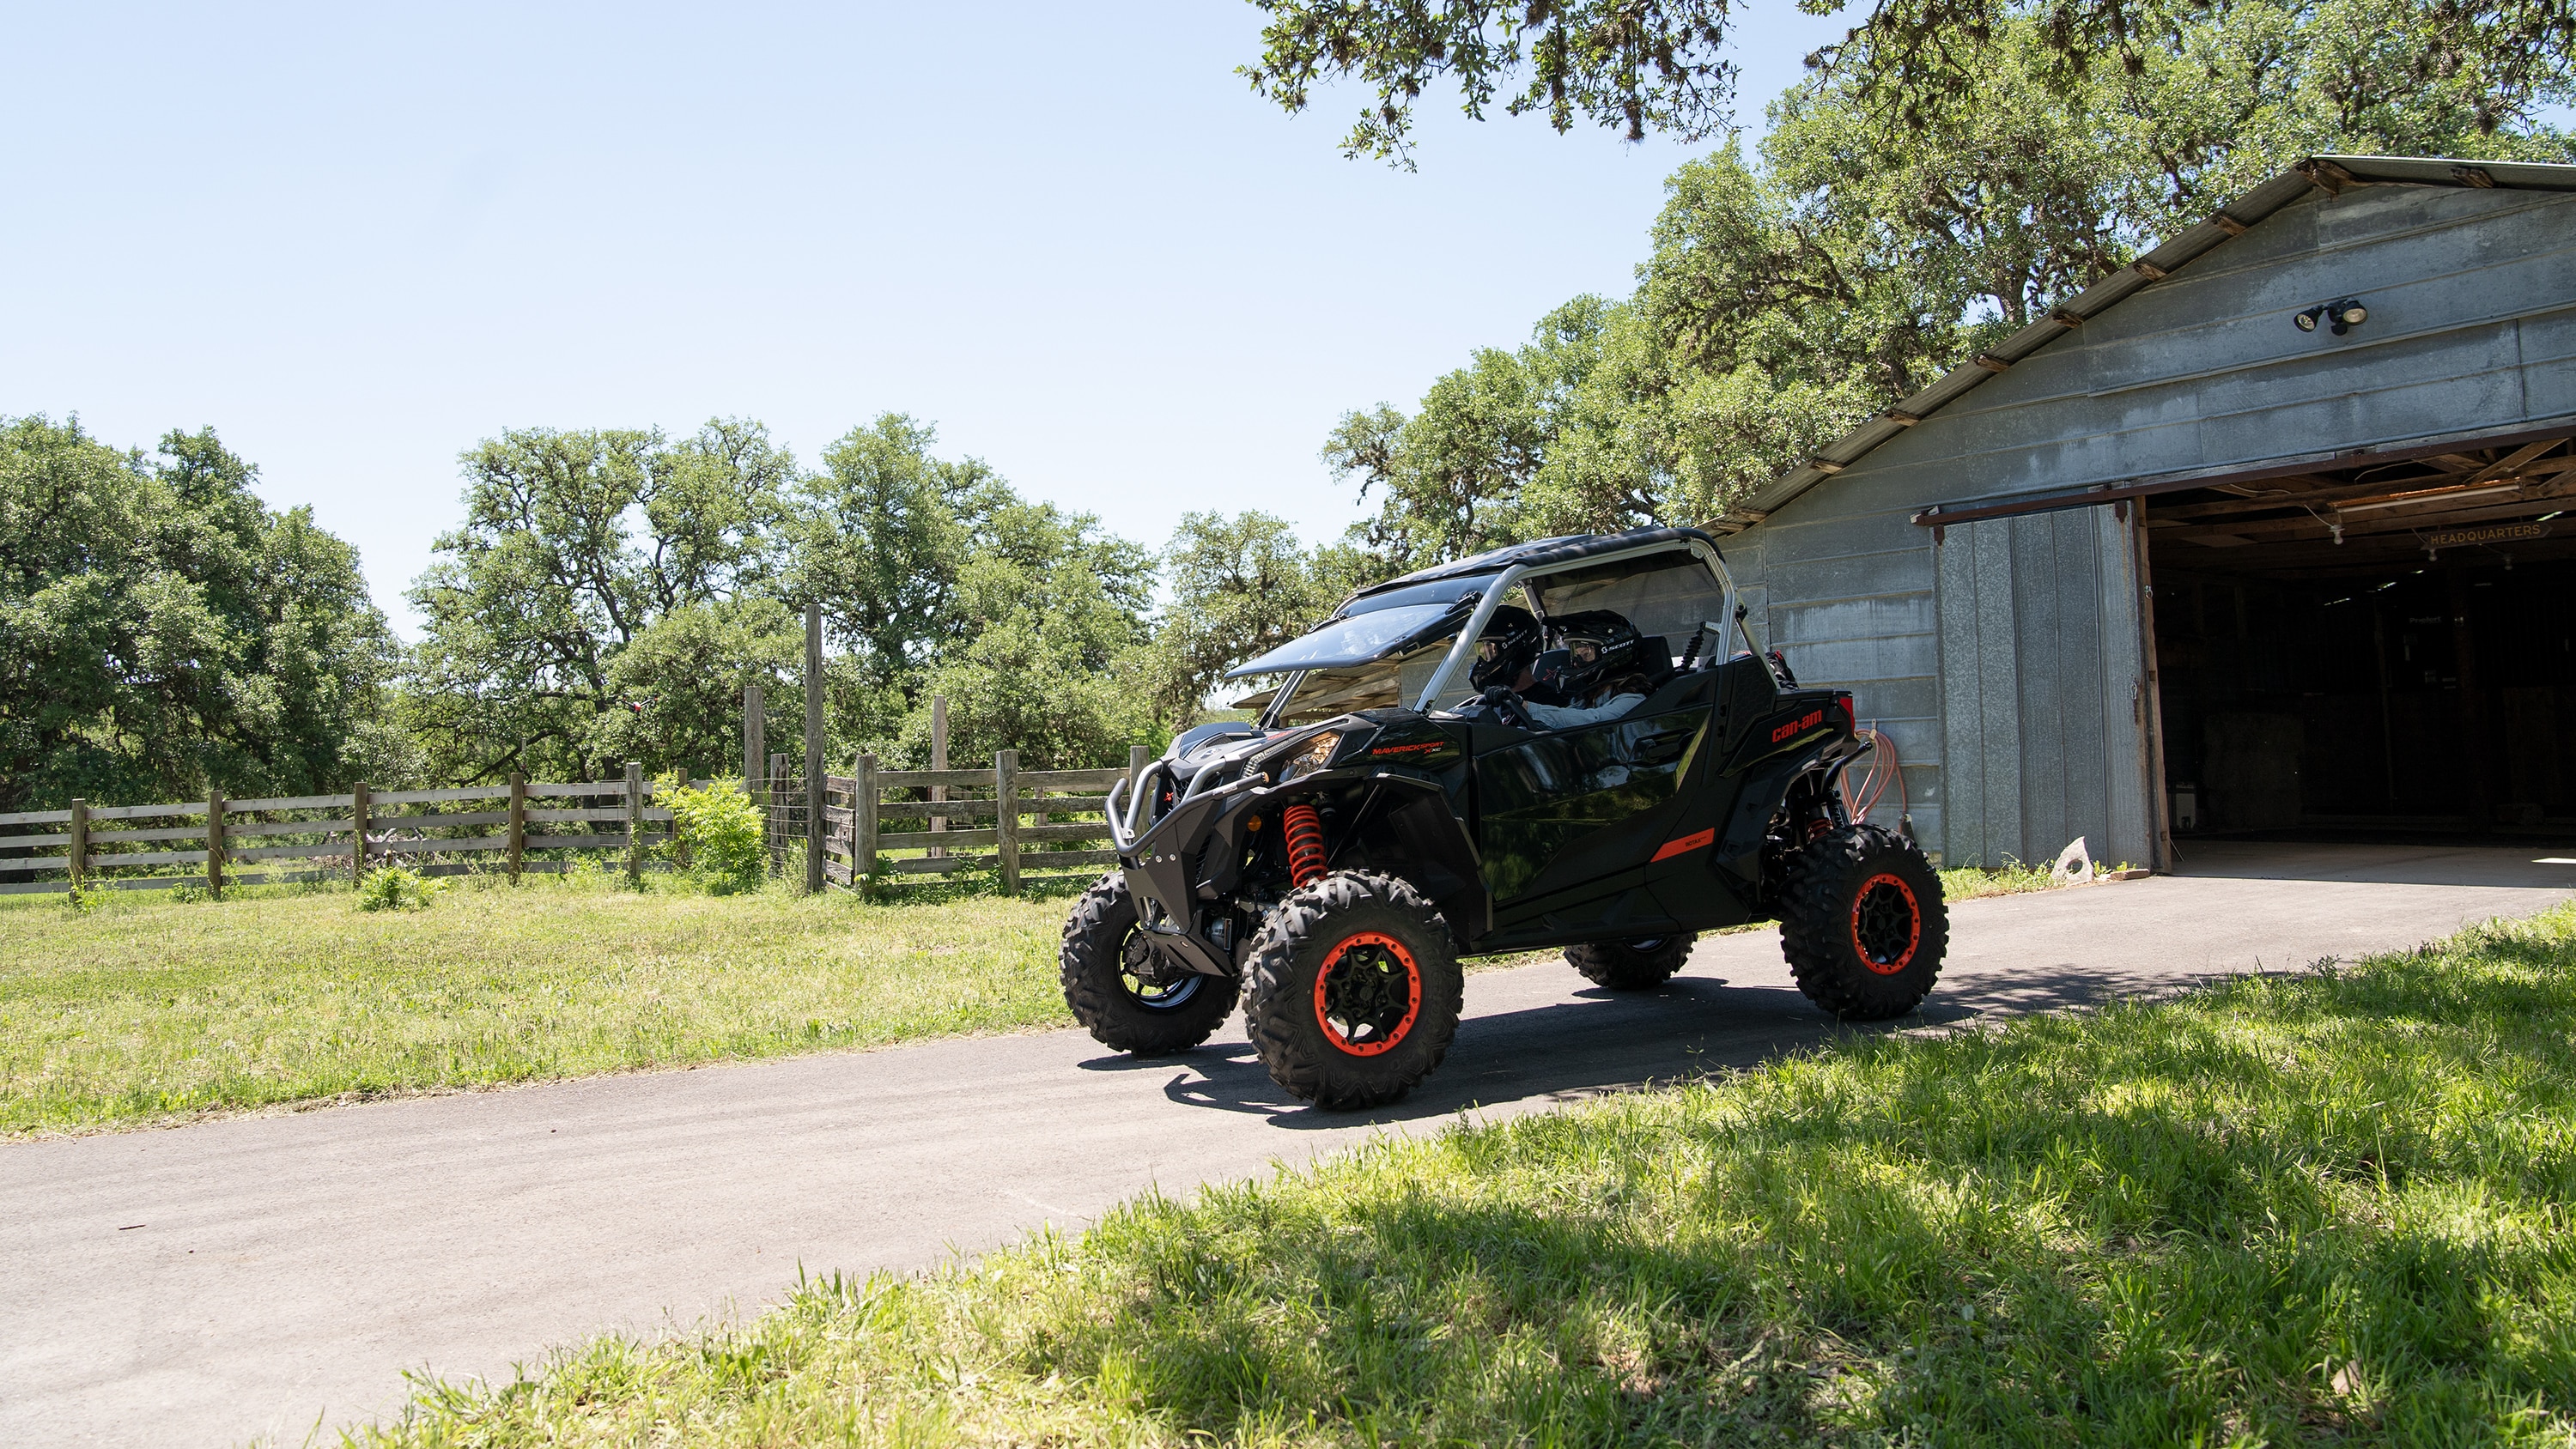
[
  {"x1": 1935, "y1": 507, "x2": 2155, "y2": 870},
  {"x1": 1720, "y1": 181, "x2": 2576, "y2": 870}
]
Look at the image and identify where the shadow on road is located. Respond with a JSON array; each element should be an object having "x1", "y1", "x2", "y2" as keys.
[{"x1": 1068, "y1": 962, "x2": 2190, "y2": 1130}]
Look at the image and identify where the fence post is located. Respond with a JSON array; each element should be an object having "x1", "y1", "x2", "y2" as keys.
[
  {"x1": 69, "y1": 798, "x2": 88, "y2": 891},
  {"x1": 994, "y1": 749, "x2": 1020, "y2": 896},
  {"x1": 762, "y1": 752, "x2": 783, "y2": 872},
  {"x1": 1128, "y1": 743, "x2": 1148, "y2": 802},
  {"x1": 855, "y1": 753, "x2": 878, "y2": 896},
  {"x1": 626, "y1": 761, "x2": 645, "y2": 886},
  {"x1": 928, "y1": 693, "x2": 948, "y2": 858},
  {"x1": 507, "y1": 773, "x2": 526, "y2": 882},
  {"x1": 350, "y1": 782, "x2": 370, "y2": 884},
  {"x1": 743, "y1": 683, "x2": 764, "y2": 795},
  {"x1": 805, "y1": 603, "x2": 824, "y2": 894},
  {"x1": 206, "y1": 790, "x2": 226, "y2": 900}
]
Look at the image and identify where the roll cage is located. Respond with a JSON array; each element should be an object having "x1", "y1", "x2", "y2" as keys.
[{"x1": 1236, "y1": 531, "x2": 1744, "y2": 731}]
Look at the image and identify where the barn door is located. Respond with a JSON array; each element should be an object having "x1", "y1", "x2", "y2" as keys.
[{"x1": 1935, "y1": 505, "x2": 2158, "y2": 871}]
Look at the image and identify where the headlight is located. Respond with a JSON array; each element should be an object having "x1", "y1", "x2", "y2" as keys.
[{"x1": 1270, "y1": 731, "x2": 1342, "y2": 783}]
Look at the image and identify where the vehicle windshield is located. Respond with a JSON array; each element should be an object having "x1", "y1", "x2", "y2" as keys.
[{"x1": 1224, "y1": 603, "x2": 1458, "y2": 679}]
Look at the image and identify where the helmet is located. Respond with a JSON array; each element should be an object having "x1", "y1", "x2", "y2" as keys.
[
  {"x1": 1532, "y1": 610, "x2": 1649, "y2": 704},
  {"x1": 1468, "y1": 605, "x2": 1542, "y2": 692}
]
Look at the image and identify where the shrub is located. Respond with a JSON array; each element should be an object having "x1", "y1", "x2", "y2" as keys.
[
  {"x1": 357, "y1": 864, "x2": 440, "y2": 912},
  {"x1": 658, "y1": 776, "x2": 767, "y2": 895}
]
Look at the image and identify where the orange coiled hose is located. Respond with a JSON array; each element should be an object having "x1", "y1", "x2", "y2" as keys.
[{"x1": 1282, "y1": 803, "x2": 1327, "y2": 888}]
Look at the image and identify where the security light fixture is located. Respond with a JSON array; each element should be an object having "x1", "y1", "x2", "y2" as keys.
[{"x1": 2294, "y1": 298, "x2": 2369, "y2": 335}]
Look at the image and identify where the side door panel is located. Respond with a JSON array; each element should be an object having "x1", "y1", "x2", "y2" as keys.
[{"x1": 1474, "y1": 676, "x2": 1716, "y2": 938}]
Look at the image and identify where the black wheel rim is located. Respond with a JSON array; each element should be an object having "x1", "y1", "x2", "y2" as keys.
[
  {"x1": 1628, "y1": 937, "x2": 1666, "y2": 953},
  {"x1": 1119, "y1": 925, "x2": 1202, "y2": 1009},
  {"x1": 1850, "y1": 872, "x2": 1922, "y2": 976},
  {"x1": 1314, "y1": 931, "x2": 1420, "y2": 1056}
]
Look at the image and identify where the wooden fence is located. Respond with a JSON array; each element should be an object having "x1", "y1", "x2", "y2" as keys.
[
  {"x1": 0, "y1": 763, "x2": 676, "y2": 897},
  {"x1": 773, "y1": 748, "x2": 1137, "y2": 896},
  {"x1": 0, "y1": 749, "x2": 1145, "y2": 901}
]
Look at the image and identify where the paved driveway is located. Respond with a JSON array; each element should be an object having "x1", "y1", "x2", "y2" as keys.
[{"x1": 4, "y1": 842, "x2": 2569, "y2": 1446}]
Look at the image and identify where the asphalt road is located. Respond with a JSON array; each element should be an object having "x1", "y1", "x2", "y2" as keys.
[{"x1": 5, "y1": 841, "x2": 2572, "y2": 1447}]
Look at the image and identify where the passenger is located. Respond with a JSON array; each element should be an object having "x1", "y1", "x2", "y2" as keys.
[{"x1": 1503, "y1": 609, "x2": 1656, "y2": 729}]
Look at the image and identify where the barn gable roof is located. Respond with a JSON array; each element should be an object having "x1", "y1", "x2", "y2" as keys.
[{"x1": 1707, "y1": 155, "x2": 2576, "y2": 537}]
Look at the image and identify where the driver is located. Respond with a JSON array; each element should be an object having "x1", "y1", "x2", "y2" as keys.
[{"x1": 1477, "y1": 609, "x2": 1654, "y2": 729}]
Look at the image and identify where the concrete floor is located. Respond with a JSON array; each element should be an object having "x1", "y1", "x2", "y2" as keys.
[{"x1": 3, "y1": 841, "x2": 2569, "y2": 1447}]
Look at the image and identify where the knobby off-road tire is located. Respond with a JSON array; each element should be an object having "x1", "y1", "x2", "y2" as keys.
[
  {"x1": 1060, "y1": 874, "x2": 1238, "y2": 1054},
  {"x1": 1779, "y1": 824, "x2": 1947, "y2": 1020},
  {"x1": 1243, "y1": 870, "x2": 1464, "y2": 1109},
  {"x1": 1565, "y1": 933, "x2": 1698, "y2": 990}
]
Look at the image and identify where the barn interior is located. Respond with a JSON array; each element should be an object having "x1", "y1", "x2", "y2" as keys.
[{"x1": 2143, "y1": 433, "x2": 2576, "y2": 841}]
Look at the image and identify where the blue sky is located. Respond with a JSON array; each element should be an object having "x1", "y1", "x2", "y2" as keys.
[{"x1": 5, "y1": 2, "x2": 1847, "y2": 634}]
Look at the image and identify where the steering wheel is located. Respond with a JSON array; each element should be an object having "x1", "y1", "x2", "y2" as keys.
[{"x1": 1476, "y1": 685, "x2": 1538, "y2": 730}]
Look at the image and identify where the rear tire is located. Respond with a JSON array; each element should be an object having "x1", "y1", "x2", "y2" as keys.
[
  {"x1": 1565, "y1": 933, "x2": 1697, "y2": 990},
  {"x1": 1060, "y1": 874, "x2": 1238, "y2": 1054},
  {"x1": 1243, "y1": 870, "x2": 1463, "y2": 1109},
  {"x1": 1779, "y1": 825, "x2": 1946, "y2": 1020}
]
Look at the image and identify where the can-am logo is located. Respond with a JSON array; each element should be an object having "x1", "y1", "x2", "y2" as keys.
[{"x1": 1771, "y1": 709, "x2": 1824, "y2": 743}]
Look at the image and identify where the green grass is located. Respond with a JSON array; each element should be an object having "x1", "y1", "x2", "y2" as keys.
[
  {"x1": 0, "y1": 871, "x2": 1090, "y2": 1137},
  {"x1": 351, "y1": 906, "x2": 2576, "y2": 1447},
  {"x1": 3, "y1": 861, "x2": 2090, "y2": 1140}
]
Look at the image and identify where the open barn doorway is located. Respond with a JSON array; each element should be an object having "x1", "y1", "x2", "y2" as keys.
[{"x1": 2142, "y1": 433, "x2": 2576, "y2": 843}]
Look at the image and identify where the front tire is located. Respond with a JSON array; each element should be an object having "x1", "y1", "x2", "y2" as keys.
[
  {"x1": 1060, "y1": 874, "x2": 1238, "y2": 1054},
  {"x1": 1779, "y1": 825, "x2": 1947, "y2": 1020},
  {"x1": 1565, "y1": 933, "x2": 1697, "y2": 990},
  {"x1": 1243, "y1": 870, "x2": 1464, "y2": 1109}
]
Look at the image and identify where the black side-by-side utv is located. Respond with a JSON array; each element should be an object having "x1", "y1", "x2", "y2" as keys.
[{"x1": 1062, "y1": 526, "x2": 1947, "y2": 1107}]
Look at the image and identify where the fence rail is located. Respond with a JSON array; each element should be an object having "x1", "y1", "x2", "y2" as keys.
[
  {"x1": 0, "y1": 764, "x2": 681, "y2": 898},
  {"x1": 769, "y1": 750, "x2": 1139, "y2": 896},
  {"x1": 5, "y1": 748, "x2": 1150, "y2": 902}
]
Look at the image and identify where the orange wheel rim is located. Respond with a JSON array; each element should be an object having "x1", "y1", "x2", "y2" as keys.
[
  {"x1": 1313, "y1": 931, "x2": 1421, "y2": 1057},
  {"x1": 1850, "y1": 872, "x2": 1921, "y2": 976}
]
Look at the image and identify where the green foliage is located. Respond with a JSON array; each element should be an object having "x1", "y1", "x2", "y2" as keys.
[
  {"x1": 349, "y1": 906, "x2": 2576, "y2": 1445},
  {"x1": 0, "y1": 416, "x2": 401, "y2": 812},
  {"x1": 595, "y1": 598, "x2": 802, "y2": 780},
  {"x1": 1329, "y1": 0, "x2": 2574, "y2": 566},
  {"x1": 1142, "y1": 511, "x2": 1346, "y2": 724},
  {"x1": 893, "y1": 494, "x2": 1160, "y2": 770},
  {"x1": 355, "y1": 865, "x2": 440, "y2": 912},
  {"x1": 656, "y1": 774, "x2": 767, "y2": 895},
  {"x1": 404, "y1": 420, "x2": 797, "y2": 785},
  {"x1": 787, "y1": 414, "x2": 987, "y2": 695},
  {"x1": 1242, "y1": 0, "x2": 2575, "y2": 164}
]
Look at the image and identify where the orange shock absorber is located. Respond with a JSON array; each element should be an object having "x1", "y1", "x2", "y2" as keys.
[{"x1": 1281, "y1": 803, "x2": 1327, "y2": 888}]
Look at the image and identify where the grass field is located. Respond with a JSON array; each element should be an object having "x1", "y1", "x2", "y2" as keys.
[
  {"x1": 2, "y1": 858, "x2": 2072, "y2": 1139},
  {"x1": 0, "y1": 871, "x2": 1091, "y2": 1137},
  {"x1": 349, "y1": 905, "x2": 2576, "y2": 1447}
]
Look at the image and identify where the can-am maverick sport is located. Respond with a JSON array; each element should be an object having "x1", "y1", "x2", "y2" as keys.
[{"x1": 1064, "y1": 526, "x2": 1945, "y2": 1107}]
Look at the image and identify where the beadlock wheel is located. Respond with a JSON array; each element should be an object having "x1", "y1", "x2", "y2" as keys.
[
  {"x1": 1850, "y1": 873, "x2": 1923, "y2": 976},
  {"x1": 1244, "y1": 870, "x2": 1463, "y2": 1109},
  {"x1": 1780, "y1": 825, "x2": 1946, "y2": 1021},
  {"x1": 1312, "y1": 931, "x2": 1422, "y2": 1056}
]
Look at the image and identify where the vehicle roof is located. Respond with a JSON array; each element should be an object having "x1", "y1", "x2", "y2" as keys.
[{"x1": 1342, "y1": 526, "x2": 1721, "y2": 606}]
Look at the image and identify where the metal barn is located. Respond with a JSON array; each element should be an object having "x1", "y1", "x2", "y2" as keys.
[{"x1": 1710, "y1": 155, "x2": 2576, "y2": 870}]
